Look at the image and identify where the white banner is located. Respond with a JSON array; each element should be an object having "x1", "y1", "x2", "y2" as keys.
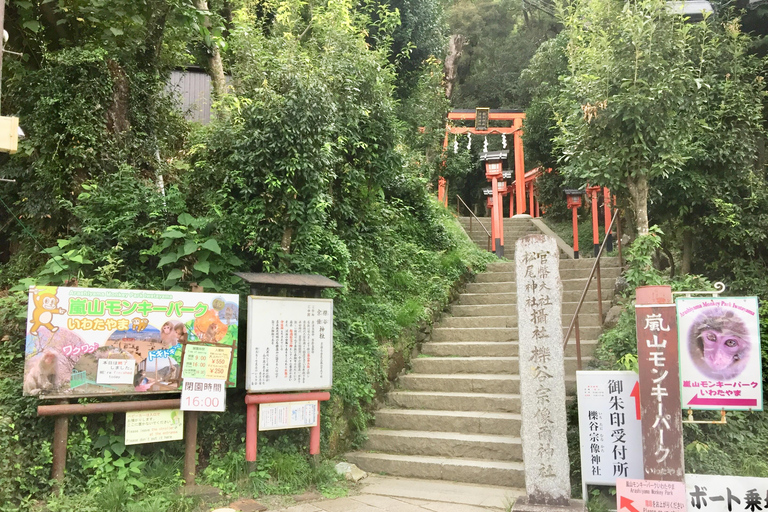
[
  {"x1": 577, "y1": 371, "x2": 644, "y2": 490},
  {"x1": 686, "y1": 474, "x2": 768, "y2": 511}
]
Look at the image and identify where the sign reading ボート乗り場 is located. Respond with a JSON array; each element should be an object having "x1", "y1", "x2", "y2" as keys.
[
  {"x1": 23, "y1": 286, "x2": 239, "y2": 398},
  {"x1": 245, "y1": 296, "x2": 333, "y2": 393}
]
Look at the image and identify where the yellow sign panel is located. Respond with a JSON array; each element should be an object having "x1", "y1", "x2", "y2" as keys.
[
  {"x1": 0, "y1": 116, "x2": 19, "y2": 154},
  {"x1": 182, "y1": 345, "x2": 232, "y2": 380},
  {"x1": 124, "y1": 409, "x2": 184, "y2": 445}
]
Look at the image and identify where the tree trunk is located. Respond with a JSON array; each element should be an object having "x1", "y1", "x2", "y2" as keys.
[
  {"x1": 681, "y1": 229, "x2": 693, "y2": 274},
  {"x1": 626, "y1": 174, "x2": 649, "y2": 236},
  {"x1": 444, "y1": 35, "x2": 465, "y2": 99},
  {"x1": 193, "y1": 0, "x2": 227, "y2": 99}
]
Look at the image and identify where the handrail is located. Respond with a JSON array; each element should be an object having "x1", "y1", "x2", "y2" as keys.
[
  {"x1": 456, "y1": 194, "x2": 492, "y2": 251},
  {"x1": 563, "y1": 209, "x2": 620, "y2": 370}
]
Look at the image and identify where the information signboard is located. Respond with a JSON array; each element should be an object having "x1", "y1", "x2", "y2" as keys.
[
  {"x1": 258, "y1": 401, "x2": 318, "y2": 431},
  {"x1": 676, "y1": 297, "x2": 762, "y2": 411},
  {"x1": 23, "y1": 286, "x2": 239, "y2": 397},
  {"x1": 125, "y1": 409, "x2": 184, "y2": 445},
  {"x1": 577, "y1": 370, "x2": 644, "y2": 498},
  {"x1": 246, "y1": 296, "x2": 333, "y2": 393}
]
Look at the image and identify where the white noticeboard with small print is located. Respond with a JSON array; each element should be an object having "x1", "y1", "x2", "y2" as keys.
[
  {"x1": 258, "y1": 400, "x2": 318, "y2": 431},
  {"x1": 246, "y1": 296, "x2": 333, "y2": 393},
  {"x1": 577, "y1": 371, "x2": 644, "y2": 499}
]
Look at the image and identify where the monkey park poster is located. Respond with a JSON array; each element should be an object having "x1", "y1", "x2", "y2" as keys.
[
  {"x1": 24, "y1": 286, "x2": 239, "y2": 398},
  {"x1": 676, "y1": 297, "x2": 762, "y2": 411}
]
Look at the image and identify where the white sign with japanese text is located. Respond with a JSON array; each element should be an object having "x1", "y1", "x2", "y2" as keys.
[
  {"x1": 96, "y1": 358, "x2": 135, "y2": 384},
  {"x1": 686, "y1": 474, "x2": 768, "y2": 511},
  {"x1": 676, "y1": 297, "x2": 763, "y2": 411},
  {"x1": 246, "y1": 297, "x2": 333, "y2": 393},
  {"x1": 258, "y1": 401, "x2": 318, "y2": 431},
  {"x1": 577, "y1": 371, "x2": 644, "y2": 495},
  {"x1": 180, "y1": 378, "x2": 226, "y2": 412}
]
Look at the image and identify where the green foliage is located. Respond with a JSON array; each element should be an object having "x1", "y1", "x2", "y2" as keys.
[
  {"x1": 623, "y1": 227, "x2": 666, "y2": 288},
  {"x1": 447, "y1": 0, "x2": 560, "y2": 109},
  {"x1": 0, "y1": 378, "x2": 53, "y2": 510}
]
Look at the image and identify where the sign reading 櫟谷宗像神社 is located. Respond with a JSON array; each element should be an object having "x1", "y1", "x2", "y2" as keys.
[{"x1": 577, "y1": 370, "x2": 644, "y2": 497}]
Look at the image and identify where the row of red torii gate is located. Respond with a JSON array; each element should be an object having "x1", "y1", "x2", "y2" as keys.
[{"x1": 436, "y1": 108, "x2": 616, "y2": 259}]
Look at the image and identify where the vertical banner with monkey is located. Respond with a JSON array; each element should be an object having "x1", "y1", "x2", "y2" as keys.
[
  {"x1": 24, "y1": 286, "x2": 239, "y2": 398},
  {"x1": 676, "y1": 297, "x2": 762, "y2": 411}
]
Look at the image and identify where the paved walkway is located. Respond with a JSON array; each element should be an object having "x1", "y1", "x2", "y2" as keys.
[{"x1": 272, "y1": 476, "x2": 522, "y2": 512}]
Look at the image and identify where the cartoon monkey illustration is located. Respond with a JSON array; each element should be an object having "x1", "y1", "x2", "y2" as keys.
[
  {"x1": 29, "y1": 287, "x2": 66, "y2": 335},
  {"x1": 688, "y1": 307, "x2": 751, "y2": 380}
]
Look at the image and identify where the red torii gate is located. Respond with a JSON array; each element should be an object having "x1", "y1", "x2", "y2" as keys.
[{"x1": 441, "y1": 109, "x2": 529, "y2": 216}]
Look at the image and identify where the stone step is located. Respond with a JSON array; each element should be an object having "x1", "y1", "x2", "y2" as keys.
[
  {"x1": 430, "y1": 325, "x2": 602, "y2": 342},
  {"x1": 410, "y1": 356, "x2": 587, "y2": 375},
  {"x1": 487, "y1": 258, "x2": 620, "y2": 272},
  {"x1": 387, "y1": 391, "x2": 520, "y2": 413},
  {"x1": 475, "y1": 268, "x2": 621, "y2": 282},
  {"x1": 398, "y1": 373, "x2": 518, "y2": 394},
  {"x1": 465, "y1": 277, "x2": 617, "y2": 293},
  {"x1": 420, "y1": 340, "x2": 598, "y2": 359},
  {"x1": 345, "y1": 452, "x2": 526, "y2": 487},
  {"x1": 365, "y1": 429, "x2": 522, "y2": 462},
  {"x1": 439, "y1": 314, "x2": 601, "y2": 328},
  {"x1": 450, "y1": 301, "x2": 603, "y2": 317},
  {"x1": 458, "y1": 289, "x2": 612, "y2": 305},
  {"x1": 374, "y1": 409, "x2": 520, "y2": 435},
  {"x1": 397, "y1": 373, "x2": 579, "y2": 395}
]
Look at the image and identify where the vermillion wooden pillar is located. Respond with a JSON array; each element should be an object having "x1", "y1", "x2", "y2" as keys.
[
  {"x1": 513, "y1": 117, "x2": 526, "y2": 215},
  {"x1": 565, "y1": 189, "x2": 583, "y2": 259},
  {"x1": 603, "y1": 187, "x2": 613, "y2": 251},
  {"x1": 587, "y1": 186, "x2": 601, "y2": 257}
]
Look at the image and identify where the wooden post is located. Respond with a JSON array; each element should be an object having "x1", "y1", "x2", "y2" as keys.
[
  {"x1": 184, "y1": 411, "x2": 199, "y2": 486},
  {"x1": 603, "y1": 187, "x2": 613, "y2": 252},
  {"x1": 635, "y1": 286, "x2": 685, "y2": 481},
  {"x1": 51, "y1": 399, "x2": 69, "y2": 487}
]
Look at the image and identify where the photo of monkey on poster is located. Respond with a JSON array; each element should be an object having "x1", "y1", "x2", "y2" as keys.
[
  {"x1": 676, "y1": 297, "x2": 762, "y2": 411},
  {"x1": 23, "y1": 286, "x2": 239, "y2": 398}
]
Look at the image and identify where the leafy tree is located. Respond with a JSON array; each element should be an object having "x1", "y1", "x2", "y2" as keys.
[{"x1": 554, "y1": 0, "x2": 701, "y2": 236}]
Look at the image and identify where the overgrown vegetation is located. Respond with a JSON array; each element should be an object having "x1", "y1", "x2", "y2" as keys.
[{"x1": 0, "y1": 0, "x2": 500, "y2": 509}]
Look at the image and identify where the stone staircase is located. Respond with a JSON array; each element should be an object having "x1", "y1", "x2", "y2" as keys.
[{"x1": 346, "y1": 217, "x2": 621, "y2": 488}]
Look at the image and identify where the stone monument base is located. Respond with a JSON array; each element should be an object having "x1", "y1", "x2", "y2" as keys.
[{"x1": 511, "y1": 497, "x2": 586, "y2": 512}]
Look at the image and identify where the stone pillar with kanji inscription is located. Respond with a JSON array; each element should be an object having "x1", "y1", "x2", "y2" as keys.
[{"x1": 513, "y1": 235, "x2": 584, "y2": 511}]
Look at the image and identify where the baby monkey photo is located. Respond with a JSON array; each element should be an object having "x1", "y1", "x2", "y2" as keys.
[{"x1": 688, "y1": 307, "x2": 750, "y2": 380}]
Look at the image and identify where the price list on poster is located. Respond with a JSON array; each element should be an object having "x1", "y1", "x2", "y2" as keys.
[
  {"x1": 246, "y1": 297, "x2": 333, "y2": 392},
  {"x1": 182, "y1": 345, "x2": 232, "y2": 380}
]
